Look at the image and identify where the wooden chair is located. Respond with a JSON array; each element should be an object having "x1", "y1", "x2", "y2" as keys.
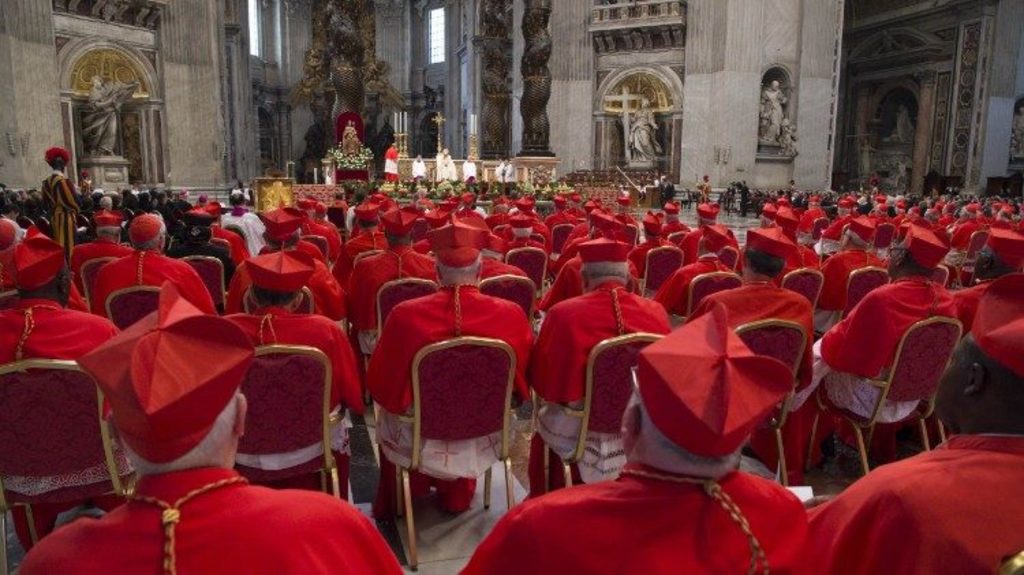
[
  {"x1": 735, "y1": 320, "x2": 807, "y2": 486},
  {"x1": 235, "y1": 345, "x2": 343, "y2": 497},
  {"x1": 80, "y1": 257, "x2": 117, "y2": 308},
  {"x1": 390, "y1": 337, "x2": 517, "y2": 570},
  {"x1": 842, "y1": 266, "x2": 889, "y2": 318},
  {"x1": 719, "y1": 245, "x2": 740, "y2": 271},
  {"x1": 551, "y1": 223, "x2": 575, "y2": 255},
  {"x1": 243, "y1": 286, "x2": 314, "y2": 314},
  {"x1": 506, "y1": 247, "x2": 548, "y2": 295},
  {"x1": 105, "y1": 286, "x2": 162, "y2": 329},
  {"x1": 0, "y1": 359, "x2": 130, "y2": 575},
  {"x1": 539, "y1": 333, "x2": 662, "y2": 490},
  {"x1": 182, "y1": 255, "x2": 226, "y2": 309},
  {"x1": 808, "y1": 317, "x2": 962, "y2": 475},
  {"x1": 684, "y1": 272, "x2": 742, "y2": 319},
  {"x1": 480, "y1": 274, "x2": 536, "y2": 320},
  {"x1": 781, "y1": 268, "x2": 825, "y2": 309},
  {"x1": 302, "y1": 235, "x2": 330, "y2": 261},
  {"x1": 0, "y1": 291, "x2": 17, "y2": 311},
  {"x1": 641, "y1": 246, "x2": 684, "y2": 296}
]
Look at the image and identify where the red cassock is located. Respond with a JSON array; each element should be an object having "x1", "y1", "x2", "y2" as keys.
[
  {"x1": 950, "y1": 220, "x2": 983, "y2": 250},
  {"x1": 485, "y1": 212, "x2": 509, "y2": 230},
  {"x1": 346, "y1": 246, "x2": 437, "y2": 333},
  {"x1": 508, "y1": 238, "x2": 547, "y2": 252},
  {"x1": 544, "y1": 210, "x2": 576, "y2": 229},
  {"x1": 480, "y1": 258, "x2": 527, "y2": 280},
  {"x1": 90, "y1": 251, "x2": 215, "y2": 316},
  {"x1": 780, "y1": 244, "x2": 821, "y2": 280},
  {"x1": 821, "y1": 278, "x2": 956, "y2": 379},
  {"x1": 952, "y1": 280, "x2": 994, "y2": 332},
  {"x1": 69, "y1": 239, "x2": 133, "y2": 293},
  {"x1": 539, "y1": 256, "x2": 639, "y2": 312},
  {"x1": 820, "y1": 215, "x2": 854, "y2": 242},
  {"x1": 551, "y1": 224, "x2": 591, "y2": 271},
  {"x1": 212, "y1": 225, "x2": 250, "y2": 265},
  {"x1": 806, "y1": 435, "x2": 1024, "y2": 575},
  {"x1": 689, "y1": 283, "x2": 816, "y2": 482},
  {"x1": 302, "y1": 220, "x2": 343, "y2": 262},
  {"x1": 817, "y1": 249, "x2": 885, "y2": 312},
  {"x1": 652, "y1": 255, "x2": 730, "y2": 316},
  {"x1": 529, "y1": 285, "x2": 670, "y2": 495},
  {"x1": 662, "y1": 220, "x2": 691, "y2": 237},
  {"x1": 0, "y1": 250, "x2": 14, "y2": 290},
  {"x1": 627, "y1": 238, "x2": 667, "y2": 278},
  {"x1": 0, "y1": 300, "x2": 119, "y2": 548},
  {"x1": 19, "y1": 468, "x2": 403, "y2": 575},
  {"x1": 226, "y1": 255, "x2": 345, "y2": 320},
  {"x1": 333, "y1": 230, "x2": 387, "y2": 285},
  {"x1": 681, "y1": 226, "x2": 739, "y2": 265},
  {"x1": 367, "y1": 286, "x2": 533, "y2": 518},
  {"x1": 798, "y1": 207, "x2": 826, "y2": 233},
  {"x1": 463, "y1": 464, "x2": 809, "y2": 575}
]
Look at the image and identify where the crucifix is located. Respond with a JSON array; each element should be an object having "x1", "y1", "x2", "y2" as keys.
[
  {"x1": 604, "y1": 87, "x2": 646, "y2": 164},
  {"x1": 432, "y1": 113, "x2": 446, "y2": 152}
]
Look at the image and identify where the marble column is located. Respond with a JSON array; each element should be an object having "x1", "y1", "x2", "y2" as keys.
[
  {"x1": 854, "y1": 84, "x2": 873, "y2": 179},
  {"x1": 911, "y1": 71, "x2": 937, "y2": 195}
]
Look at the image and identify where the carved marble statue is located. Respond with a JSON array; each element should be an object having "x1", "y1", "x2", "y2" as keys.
[
  {"x1": 886, "y1": 105, "x2": 915, "y2": 144},
  {"x1": 628, "y1": 99, "x2": 663, "y2": 162},
  {"x1": 520, "y1": 0, "x2": 553, "y2": 155},
  {"x1": 779, "y1": 119, "x2": 798, "y2": 157},
  {"x1": 759, "y1": 80, "x2": 788, "y2": 144},
  {"x1": 82, "y1": 76, "x2": 139, "y2": 156},
  {"x1": 859, "y1": 136, "x2": 875, "y2": 178},
  {"x1": 1011, "y1": 103, "x2": 1024, "y2": 159}
]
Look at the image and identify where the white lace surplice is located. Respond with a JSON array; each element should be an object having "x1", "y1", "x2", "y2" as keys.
[
  {"x1": 235, "y1": 411, "x2": 351, "y2": 471},
  {"x1": 537, "y1": 401, "x2": 626, "y2": 484},
  {"x1": 377, "y1": 406, "x2": 501, "y2": 481}
]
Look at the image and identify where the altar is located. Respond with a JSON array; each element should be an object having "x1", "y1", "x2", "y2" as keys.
[{"x1": 294, "y1": 184, "x2": 344, "y2": 204}]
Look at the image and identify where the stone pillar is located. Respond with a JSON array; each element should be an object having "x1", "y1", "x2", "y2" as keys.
[
  {"x1": 518, "y1": 0, "x2": 553, "y2": 157},
  {"x1": 478, "y1": 0, "x2": 512, "y2": 159},
  {"x1": 854, "y1": 84, "x2": 873, "y2": 180},
  {"x1": 911, "y1": 71, "x2": 937, "y2": 195}
]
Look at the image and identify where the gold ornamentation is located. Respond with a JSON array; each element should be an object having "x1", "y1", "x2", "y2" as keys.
[
  {"x1": 253, "y1": 178, "x2": 295, "y2": 212},
  {"x1": 70, "y1": 48, "x2": 149, "y2": 98},
  {"x1": 603, "y1": 72, "x2": 673, "y2": 114}
]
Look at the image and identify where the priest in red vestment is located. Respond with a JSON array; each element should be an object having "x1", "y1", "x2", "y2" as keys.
[
  {"x1": 507, "y1": 213, "x2": 546, "y2": 250},
  {"x1": 90, "y1": 214, "x2": 215, "y2": 316},
  {"x1": 333, "y1": 202, "x2": 387, "y2": 285},
  {"x1": 347, "y1": 207, "x2": 437, "y2": 355},
  {"x1": 20, "y1": 284, "x2": 402, "y2": 575},
  {"x1": 953, "y1": 228, "x2": 1024, "y2": 332},
  {"x1": 797, "y1": 194, "x2": 826, "y2": 241},
  {"x1": 774, "y1": 206, "x2": 821, "y2": 276},
  {"x1": 653, "y1": 224, "x2": 733, "y2": 317},
  {"x1": 225, "y1": 208, "x2": 345, "y2": 320},
  {"x1": 687, "y1": 227, "x2": 816, "y2": 482},
  {"x1": 368, "y1": 220, "x2": 533, "y2": 519},
  {"x1": 70, "y1": 210, "x2": 132, "y2": 294},
  {"x1": 627, "y1": 212, "x2": 667, "y2": 278},
  {"x1": 806, "y1": 275, "x2": 1024, "y2": 575},
  {"x1": 815, "y1": 216, "x2": 883, "y2": 332},
  {"x1": 544, "y1": 195, "x2": 575, "y2": 228},
  {"x1": 463, "y1": 305, "x2": 808, "y2": 575},
  {"x1": 297, "y1": 198, "x2": 342, "y2": 263},
  {"x1": 1, "y1": 236, "x2": 122, "y2": 550},
  {"x1": 480, "y1": 234, "x2": 528, "y2": 279},
  {"x1": 384, "y1": 143, "x2": 399, "y2": 182},
  {"x1": 529, "y1": 238, "x2": 670, "y2": 497},
  {"x1": 660, "y1": 201, "x2": 690, "y2": 239}
]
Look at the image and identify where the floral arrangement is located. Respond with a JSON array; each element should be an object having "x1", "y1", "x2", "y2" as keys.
[{"x1": 328, "y1": 145, "x2": 374, "y2": 170}]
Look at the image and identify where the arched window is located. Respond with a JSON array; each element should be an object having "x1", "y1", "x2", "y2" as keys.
[
  {"x1": 248, "y1": 0, "x2": 261, "y2": 57},
  {"x1": 429, "y1": 7, "x2": 446, "y2": 64}
]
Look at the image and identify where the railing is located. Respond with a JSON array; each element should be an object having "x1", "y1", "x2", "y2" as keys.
[{"x1": 591, "y1": 0, "x2": 685, "y2": 28}]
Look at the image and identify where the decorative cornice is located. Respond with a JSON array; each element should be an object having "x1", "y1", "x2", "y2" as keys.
[{"x1": 53, "y1": 0, "x2": 166, "y2": 30}]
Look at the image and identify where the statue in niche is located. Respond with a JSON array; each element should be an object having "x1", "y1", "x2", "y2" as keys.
[
  {"x1": 82, "y1": 75, "x2": 139, "y2": 156},
  {"x1": 859, "y1": 136, "x2": 876, "y2": 178},
  {"x1": 759, "y1": 79, "x2": 789, "y2": 145},
  {"x1": 779, "y1": 119, "x2": 798, "y2": 157},
  {"x1": 1011, "y1": 102, "x2": 1024, "y2": 159},
  {"x1": 341, "y1": 121, "x2": 362, "y2": 156},
  {"x1": 628, "y1": 98, "x2": 663, "y2": 162},
  {"x1": 885, "y1": 104, "x2": 915, "y2": 144}
]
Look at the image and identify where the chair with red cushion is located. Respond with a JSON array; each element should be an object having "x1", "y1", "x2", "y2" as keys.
[
  {"x1": 182, "y1": 255, "x2": 226, "y2": 309},
  {"x1": 105, "y1": 286, "x2": 162, "y2": 329},
  {"x1": 492, "y1": 224, "x2": 510, "y2": 238},
  {"x1": 956, "y1": 230, "x2": 991, "y2": 288},
  {"x1": 809, "y1": 316, "x2": 962, "y2": 475},
  {"x1": 376, "y1": 278, "x2": 439, "y2": 334},
  {"x1": 872, "y1": 223, "x2": 896, "y2": 255},
  {"x1": 540, "y1": 333, "x2": 662, "y2": 490},
  {"x1": 781, "y1": 268, "x2": 825, "y2": 309},
  {"x1": 931, "y1": 264, "x2": 951, "y2": 286},
  {"x1": 235, "y1": 345, "x2": 343, "y2": 497},
  {"x1": 685, "y1": 272, "x2": 742, "y2": 318},
  {"x1": 529, "y1": 232, "x2": 547, "y2": 247},
  {"x1": 719, "y1": 245, "x2": 740, "y2": 271},
  {"x1": 352, "y1": 249, "x2": 384, "y2": 268},
  {"x1": 410, "y1": 219, "x2": 430, "y2": 243},
  {"x1": 301, "y1": 235, "x2": 330, "y2": 261},
  {"x1": 667, "y1": 231, "x2": 687, "y2": 247},
  {"x1": 506, "y1": 247, "x2": 548, "y2": 295},
  {"x1": 623, "y1": 225, "x2": 639, "y2": 246},
  {"x1": 391, "y1": 337, "x2": 517, "y2": 570},
  {"x1": 735, "y1": 320, "x2": 807, "y2": 485},
  {"x1": 0, "y1": 359, "x2": 130, "y2": 566},
  {"x1": 842, "y1": 266, "x2": 889, "y2": 318},
  {"x1": 223, "y1": 224, "x2": 248, "y2": 246},
  {"x1": 480, "y1": 274, "x2": 536, "y2": 320},
  {"x1": 812, "y1": 217, "x2": 830, "y2": 241},
  {"x1": 641, "y1": 246, "x2": 684, "y2": 296},
  {"x1": 551, "y1": 224, "x2": 575, "y2": 255},
  {"x1": 0, "y1": 291, "x2": 17, "y2": 311},
  {"x1": 243, "y1": 286, "x2": 314, "y2": 314},
  {"x1": 326, "y1": 207, "x2": 347, "y2": 232},
  {"x1": 210, "y1": 237, "x2": 232, "y2": 252}
]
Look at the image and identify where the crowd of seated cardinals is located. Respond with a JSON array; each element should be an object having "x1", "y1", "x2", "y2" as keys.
[{"x1": 2, "y1": 176, "x2": 1023, "y2": 575}]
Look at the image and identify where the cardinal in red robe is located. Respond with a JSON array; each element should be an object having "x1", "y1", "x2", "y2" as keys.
[
  {"x1": 952, "y1": 228, "x2": 1024, "y2": 331},
  {"x1": 70, "y1": 211, "x2": 133, "y2": 294},
  {"x1": 653, "y1": 224, "x2": 733, "y2": 316},
  {"x1": 627, "y1": 212, "x2": 668, "y2": 278},
  {"x1": 333, "y1": 202, "x2": 387, "y2": 285}
]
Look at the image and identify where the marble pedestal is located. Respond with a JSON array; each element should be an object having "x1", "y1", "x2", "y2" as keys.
[
  {"x1": 512, "y1": 156, "x2": 561, "y2": 186},
  {"x1": 78, "y1": 156, "x2": 131, "y2": 190}
]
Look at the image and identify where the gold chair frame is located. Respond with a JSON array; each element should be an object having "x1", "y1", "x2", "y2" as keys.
[
  {"x1": 0, "y1": 359, "x2": 131, "y2": 574},
  {"x1": 79, "y1": 256, "x2": 118, "y2": 309},
  {"x1": 479, "y1": 274, "x2": 537, "y2": 320},
  {"x1": 375, "y1": 278, "x2": 439, "y2": 337},
  {"x1": 1000, "y1": 550, "x2": 1024, "y2": 575},
  {"x1": 719, "y1": 245, "x2": 741, "y2": 271},
  {"x1": 539, "y1": 333, "x2": 663, "y2": 491},
  {"x1": 181, "y1": 255, "x2": 227, "y2": 304},
  {"x1": 841, "y1": 266, "x2": 889, "y2": 319},
  {"x1": 735, "y1": 319, "x2": 807, "y2": 486},
  {"x1": 352, "y1": 249, "x2": 385, "y2": 268},
  {"x1": 242, "y1": 286, "x2": 315, "y2": 314},
  {"x1": 807, "y1": 316, "x2": 962, "y2": 475},
  {"x1": 640, "y1": 245, "x2": 684, "y2": 295},
  {"x1": 684, "y1": 271, "x2": 742, "y2": 319},
  {"x1": 223, "y1": 224, "x2": 248, "y2": 247},
  {"x1": 248, "y1": 345, "x2": 341, "y2": 498},
  {"x1": 0, "y1": 290, "x2": 17, "y2": 310},
  {"x1": 104, "y1": 285, "x2": 163, "y2": 327},
  {"x1": 210, "y1": 237, "x2": 232, "y2": 252},
  {"x1": 394, "y1": 337, "x2": 517, "y2": 571},
  {"x1": 953, "y1": 230, "x2": 991, "y2": 289},
  {"x1": 505, "y1": 247, "x2": 548, "y2": 295},
  {"x1": 550, "y1": 223, "x2": 576, "y2": 255},
  {"x1": 301, "y1": 234, "x2": 330, "y2": 262},
  {"x1": 781, "y1": 267, "x2": 825, "y2": 311}
]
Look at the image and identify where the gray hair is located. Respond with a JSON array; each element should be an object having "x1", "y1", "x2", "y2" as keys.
[
  {"x1": 842, "y1": 228, "x2": 870, "y2": 249},
  {"x1": 96, "y1": 225, "x2": 121, "y2": 240},
  {"x1": 581, "y1": 261, "x2": 629, "y2": 290},
  {"x1": 125, "y1": 395, "x2": 240, "y2": 476},
  {"x1": 98, "y1": 196, "x2": 113, "y2": 210},
  {"x1": 436, "y1": 258, "x2": 482, "y2": 286}
]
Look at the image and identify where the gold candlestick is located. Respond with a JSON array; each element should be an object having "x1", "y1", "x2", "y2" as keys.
[{"x1": 468, "y1": 133, "x2": 479, "y2": 161}]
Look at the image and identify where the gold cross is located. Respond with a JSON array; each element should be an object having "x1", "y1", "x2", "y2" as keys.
[{"x1": 433, "y1": 113, "x2": 446, "y2": 150}]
